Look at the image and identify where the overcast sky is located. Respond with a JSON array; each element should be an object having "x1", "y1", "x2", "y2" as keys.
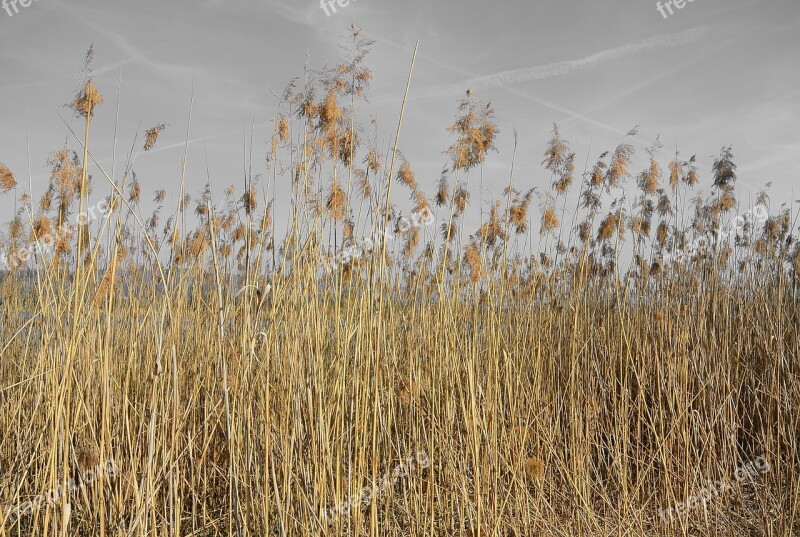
[{"x1": 1, "y1": 0, "x2": 798, "y2": 243}]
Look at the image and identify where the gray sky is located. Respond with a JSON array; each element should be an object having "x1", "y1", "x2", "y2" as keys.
[{"x1": 1, "y1": 0, "x2": 798, "y2": 246}]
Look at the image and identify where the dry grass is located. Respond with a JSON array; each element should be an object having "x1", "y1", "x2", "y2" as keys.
[{"x1": 0, "y1": 32, "x2": 799, "y2": 537}]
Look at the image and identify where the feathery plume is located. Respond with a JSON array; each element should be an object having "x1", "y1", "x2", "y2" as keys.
[
  {"x1": 143, "y1": 123, "x2": 167, "y2": 151},
  {"x1": 0, "y1": 164, "x2": 16, "y2": 193}
]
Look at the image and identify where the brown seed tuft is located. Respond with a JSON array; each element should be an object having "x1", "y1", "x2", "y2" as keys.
[
  {"x1": 277, "y1": 115, "x2": 290, "y2": 142},
  {"x1": 326, "y1": 181, "x2": 346, "y2": 221},
  {"x1": 446, "y1": 93, "x2": 498, "y2": 171},
  {"x1": 319, "y1": 90, "x2": 342, "y2": 130},
  {"x1": 597, "y1": 212, "x2": 620, "y2": 241},
  {"x1": 403, "y1": 226, "x2": 420, "y2": 259},
  {"x1": 397, "y1": 161, "x2": 417, "y2": 190},
  {"x1": 39, "y1": 189, "x2": 54, "y2": 212},
  {"x1": 435, "y1": 175, "x2": 450, "y2": 207},
  {"x1": 243, "y1": 188, "x2": 257, "y2": 215},
  {"x1": 540, "y1": 206, "x2": 559, "y2": 235},
  {"x1": 477, "y1": 201, "x2": 507, "y2": 247},
  {"x1": 129, "y1": 180, "x2": 141, "y2": 204},
  {"x1": 0, "y1": 164, "x2": 16, "y2": 193},
  {"x1": 453, "y1": 186, "x2": 470, "y2": 214},
  {"x1": 144, "y1": 123, "x2": 167, "y2": 151},
  {"x1": 32, "y1": 214, "x2": 53, "y2": 241},
  {"x1": 524, "y1": 457, "x2": 545, "y2": 480},
  {"x1": 74, "y1": 433, "x2": 99, "y2": 471},
  {"x1": 365, "y1": 148, "x2": 382, "y2": 174},
  {"x1": 70, "y1": 77, "x2": 104, "y2": 118},
  {"x1": 464, "y1": 241, "x2": 484, "y2": 283}
]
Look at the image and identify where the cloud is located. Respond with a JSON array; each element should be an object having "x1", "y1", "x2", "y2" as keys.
[
  {"x1": 368, "y1": 26, "x2": 716, "y2": 140},
  {"x1": 204, "y1": 0, "x2": 317, "y2": 27},
  {"x1": 364, "y1": 30, "x2": 637, "y2": 139},
  {"x1": 737, "y1": 143, "x2": 800, "y2": 178},
  {"x1": 145, "y1": 128, "x2": 258, "y2": 155},
  {"x1": 261, "y1": 0, "x2": 316, "y2": 26},
  {"x1": 426, "y1": 26, "x2": 710, "y2": 98},
  {"x1": 51, "y1": 0, "x2": 200, "y2": 80},
  {"x1": 561, "y1": 28, "x2": 745, "y2": 132}
]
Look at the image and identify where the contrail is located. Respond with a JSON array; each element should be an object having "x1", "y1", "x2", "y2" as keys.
[
  {"x1": 423, "y1": 26, "x2": 710, "y2": 98},
  {"x1": 364, "y1": 27, "x2": 708, "y2": 139}
]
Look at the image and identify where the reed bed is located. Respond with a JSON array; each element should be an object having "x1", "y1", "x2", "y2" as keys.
[{"x1": 0, "y1": 31, "x2": 798, "y2": 536}]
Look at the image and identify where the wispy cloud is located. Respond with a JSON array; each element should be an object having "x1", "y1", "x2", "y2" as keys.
[
  {"x1": 366, "y1": 31, "x2": 649, "y2": 139},
  {"x1": 424, "y1": 26, "x2": 710, "y2": 98},
  {"x1": 737, "y1": 143, "x2": 800, "y2": 178},
  {"x1": 145, "y1": 128, "x2": 260, "y2": 155},
  {"x1": 364, "y1": 25, "x2": 716, "y2": 150},
  {"x1": 51, "y1": 0, "x2": 199, "y2": 80},
  {"x1": 261, "y1": 0, "x2": 316, "y2": 26},
  {"x1": 366, "y1": 32, "x2": 627, "y2": 136},
  {"x1": 563, "y1": 29, "x2": 745, "y2": 131},
  {"x1": 204, "y1": 0, "x2": 317, "y2": 27}
]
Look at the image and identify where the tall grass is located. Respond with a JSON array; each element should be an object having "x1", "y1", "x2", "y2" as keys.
[{"x1": 0, "y1": 28, "x2": 798, "y2": 536}]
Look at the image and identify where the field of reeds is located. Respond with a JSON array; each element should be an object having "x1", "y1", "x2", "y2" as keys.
[{"x1": 1, "y1": 30, "x2": 799, "y2": 536}]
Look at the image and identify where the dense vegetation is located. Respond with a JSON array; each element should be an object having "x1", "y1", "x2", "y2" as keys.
[{"x1": 1, "y1": 29, "x2": 798, "y2": 536}]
